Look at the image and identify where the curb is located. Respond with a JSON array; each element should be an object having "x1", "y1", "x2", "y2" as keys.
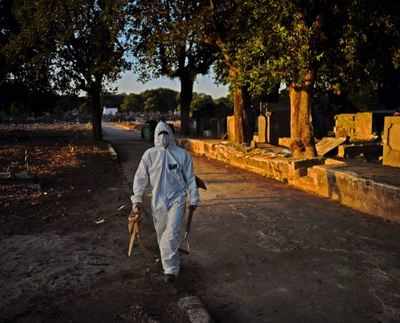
[
  {"x1": 107, "y1": 143, "x2": 118, "y2": 160},
  {"x1": 178, "y1": 296, "x2": 214, "y2": 323}
]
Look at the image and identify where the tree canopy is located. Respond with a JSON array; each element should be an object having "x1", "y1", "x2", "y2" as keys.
[
  {"x1": 130, "y1": 0, "x2": 217, "y2": 134},
  {"x1": 2, "y1": 0, "x2": 400, "y2": 148},
  {"x1": 4, "y1": 0, "x2": 130, "y2": 139},
  {"x1": 197, "y1": 0, "x2": 400, "y2": 151},
  {"x1": 142, "y1": 88, "x2": 178, "y2": 113},
  {"x1": 120, "y1": 93, "x2": 144, "y2": 113}
]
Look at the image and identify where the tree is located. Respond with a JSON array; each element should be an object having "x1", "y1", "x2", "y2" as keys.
[
  {"x1": 240, "y1": 0, "x2": 322, "y2": 157},
  {"x1": 142, "y1": 88, "x2": 178, "y2": 113},
  {"x1": 348, "y1": 1, "x2": 400, "y2": 110},
  {"x1": 1, "y1": 0, "x2": 57, "y2": 116},
  {"x1": 0, "y1": 0, "x2": 17, "y2": 85},
  {"x1": 192, "y1": 0, "x2": 257, "y2": 144},
  {"x1": 226, "y1": 0, "x2": 400, "y2": 157},
  {"x1": 102, "y1": 92, "x2": 125, "y2": 108},
  {"x1": 6, "y1": 0, "x2": 130, "y2": 140},
  {"x1": 53, "y1": 94, "x2": 81, "y2": 112},
  {"x1": 191, "y1": 93, "x2": 215, "y2": 112},
  {"x1": 214, "y1": 96, "x2": 233, "y2": 118},
  {"x1": 120, "y1": 93, "x2": 144, "y2": 112},
  {"x1": 131, "y1": 0, "x2": 216, "y2": 135}
]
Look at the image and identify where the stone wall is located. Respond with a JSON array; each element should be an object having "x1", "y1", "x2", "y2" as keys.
[
  {"x1": 305, "y1": 165, "x2": 400, "y2": 222},
  {"x1": 179, "y1": 138, "x2": 291, "y2": 182},
  {"x1": 383, "y1": 116, "x2": 400, "y2": 167}
]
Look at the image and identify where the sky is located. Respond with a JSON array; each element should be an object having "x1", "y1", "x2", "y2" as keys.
[{"x1": 113, "y1": 71, "x2": 229, "y2": 98}]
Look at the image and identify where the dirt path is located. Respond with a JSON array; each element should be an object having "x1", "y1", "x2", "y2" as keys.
[{"x1": 104, "y1": 123, "x2": 400, "y2": 323}]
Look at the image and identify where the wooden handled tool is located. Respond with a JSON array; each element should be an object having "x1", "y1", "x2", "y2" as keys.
[
  {"x1": 128, "y1": 212, "x2": 141, "y2": 257},
  {"x1": 179, "y1": 207, "x2": 195, "y2": 255}
]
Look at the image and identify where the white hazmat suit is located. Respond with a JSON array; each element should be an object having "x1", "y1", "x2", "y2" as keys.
[{"x1": 131, "y1": 121, "x2": 199, "y2": 276}]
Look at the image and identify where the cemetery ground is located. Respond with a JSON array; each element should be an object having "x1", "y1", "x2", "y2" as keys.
[
  {"x1": 0, "y1": 124, "x2": 190, "y2": 323},
  {"x1": 1, "y1": 122, "x2": 400, "y2": 323}
]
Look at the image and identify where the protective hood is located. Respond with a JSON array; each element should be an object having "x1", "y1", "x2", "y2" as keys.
[{"x1": 154, "y1": 121, "x2": 176, "y2": 148}]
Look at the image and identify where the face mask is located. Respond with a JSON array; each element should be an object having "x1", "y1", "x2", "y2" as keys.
[{"x1": 160, "y1": 133, "x2": 169, "y2": 148}]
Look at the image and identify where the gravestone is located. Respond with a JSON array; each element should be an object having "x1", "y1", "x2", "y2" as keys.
[
  {"x1": 335, "y1": 112, "x2": 390, "y2": 142},
  {"x1": 383, "y1": 116, "x2": 400, "y2": 167},
  {"x1": 227, "y1": 115, "x2": 242, "y2": 143},
  {"x1": 354, "y1": 112, "x2": 373, "y2": 141},
  {"x1": 257, "y1": 115, "x2": 267, "y2": 143},
  {"x1": 316, "y1": 137, "x2": 347, "y2": 156}
]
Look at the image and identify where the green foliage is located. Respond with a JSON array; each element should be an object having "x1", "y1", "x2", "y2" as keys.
[
  {"x1": 191, "y1": 94, "x2": 214, "y2": 112},
  {"x1": 190, "y1": 93, "x2": 232, "y2": 118},
  {"x1": 199, "y1": 0, "x2": 400, "y2": 107},
  {"x1": 0, "y1": 0, "x2": 56, "y2": 100},
  {"x1": 214, "y1": 96, "x2": 233, "y2": 116},
  {"x1": 4, "y1": 0, "x2": 131, "y2": 138},
  {"x1": 102, "y1": 93, "x2": 126, "y2": 109},
  {"x1": 79, "y1": 102, "x2": 90, "y2": 115},
  {"x1": 229, "y1": 0, "x2": 400, "y2": 98},
  {"x1": 131, "y1": 0, "x2": 216, "y2": 82},
  {"x1": 0, "y1": 0, "x2": 18, "y2": 83},
  {"x1": 142, "y1": 88, "x2": 178, "y2": 113},
  {"x1": 131, "y1": 0, "x2": 217, "y2": 135},
  {"x1": 120, "y1": 93, "x2": 144, "y2": 112},
  {"x1": 54, "y1": 95, "x2": 82, "y2": 112},
  {"x1": 6, "y1": 0, "x2": 130, "y2": 94},
  {"x1": 0, "y1": 80, "x2": 58, "y2": 116}
]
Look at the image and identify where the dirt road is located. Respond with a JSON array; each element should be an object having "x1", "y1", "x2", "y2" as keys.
[{"x1": 105, "y1": 123, "x2": 400, "y2": 323}]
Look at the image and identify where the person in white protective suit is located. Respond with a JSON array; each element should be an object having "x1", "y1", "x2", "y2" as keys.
[{"x1": 131, "y1": 121, "x2": 199, "y2": 282}]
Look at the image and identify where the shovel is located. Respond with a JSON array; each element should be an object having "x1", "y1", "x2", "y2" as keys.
[
  {"x1": 179, "y1": 206, "x2": 195, "y2": 255},
  {"x1": 179, "y1": 177, "x2": 207, "y2": 255}
]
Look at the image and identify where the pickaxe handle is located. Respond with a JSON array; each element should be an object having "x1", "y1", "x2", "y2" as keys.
[
  {"x1": 128, "y1": 222, "x2": 139, "y2": 257},
  {"x1": 185, "y1": 207, "x2": 195, "y2": 237},
  {"x1": 179, "y1": 207, "x2": 196, "y2": 255}
]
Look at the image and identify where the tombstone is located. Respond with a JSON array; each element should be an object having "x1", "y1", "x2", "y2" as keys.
[
  {"x1": 335, "y1": 113, "x2": 356, "y2": 138},
  {"x1": 354, "y1": 112, "x2": 373, "y2": 141},
  {"x1": 227, "y1": 115, "x2": 242, "y2": 143},
  {"x1": 316, "y1": 137, "x2": 347, "y2": 156},
  {"x1": 335, "y1": 111, "x2": 393, "y2": 142},
  {"x1": 257, "y1": 115, "x2": 267, "y2": 143},
  {"x1": 383, "y1": 116, "x2": 400, "y2": 167}
]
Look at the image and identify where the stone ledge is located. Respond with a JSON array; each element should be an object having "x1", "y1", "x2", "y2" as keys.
[
  {"x1": 179, "y1": 138, "x2": 291, "y2": 183},
  {"x1": 179, "y1": 138, "x2": 400, "y2": 222},
  {"x1": 306, "y1": 165, "x2": 400, "y2": 222}
]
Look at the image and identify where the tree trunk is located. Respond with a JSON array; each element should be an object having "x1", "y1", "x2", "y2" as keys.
[
  {"x1": 242, "y1": 86, "x2": 254, "y2": 144},
  {"x1": 229, "y1": 65, "x2": 248, "y2": 144},
  {"x1": 299, "y1": 85, "x2": 316, "y2": 158},
  {"x1": 179, "y1": 75, "x2": 194, "y2": 136},
  {"x1": 231, "y1": 86, "x2": 244, "y2": 144},
  {"x1": 289, "y1": 84, "x2": 302, "y2": 158},
  {"x1": 89, "y1": 86, "x2": 103, "y2": 141},
  {"x1": 212, "y1": 39, "x2": 247, "y2": 144},
  {"x1": 289, "y1": 72, "x2": 316, "y2": 158}
]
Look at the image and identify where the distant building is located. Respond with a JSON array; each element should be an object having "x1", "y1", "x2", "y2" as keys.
[{"x1": 103, "y1": 106, "x2": 118, "y2": 116}]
